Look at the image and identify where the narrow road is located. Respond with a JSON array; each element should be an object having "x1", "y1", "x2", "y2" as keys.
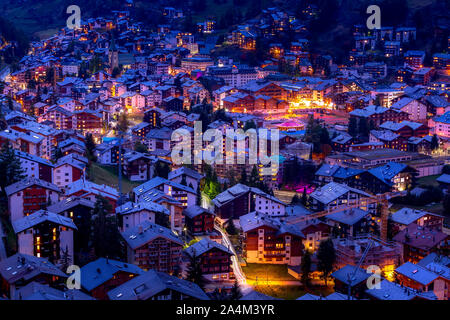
[{"x1": 214, "y1": 224, "x2": 247, "y2": 286}]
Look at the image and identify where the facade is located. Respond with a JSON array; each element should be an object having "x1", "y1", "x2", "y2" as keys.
[
  {"x1": 12, "y1": 210, "x2": 77, "y2": 264},
  {"x1": 183, "y1": 205, "x2": 215, "y2": 235},
  {"x1": 239, "y1": 211, "x2": 305, "y2": 266},
  {"x1": 184, "y1": 238, "x2": 233, "y2": 281},
  {"x1": 5, "y1": 177, "x2": 61, "y2": 222},
  {"x1": 121, "y1": 221, "x2": 183, "y2": 274}
]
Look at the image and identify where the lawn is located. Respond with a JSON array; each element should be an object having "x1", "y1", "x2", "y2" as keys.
[
  {"x1": 253, "y1": 285, "x2": 334, "y2": 300},
  {"x1": 242, "y1": 263, "x2": 298, "y2": 281},
  {"x1": 88, "y1": 163, "x2": 141, "y2": 194},
  {"x1": 416, "y1": 175, "x2": 440, "y2": 188}
]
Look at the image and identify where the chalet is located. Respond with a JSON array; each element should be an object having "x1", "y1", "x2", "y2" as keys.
[
  {"x1": 121, "y1": 221, "x2": 183, "y2": 274},
  {"x1": 65, "y1": 179, "x2": 119, "y2": 210},
  {"x1": 366, "y1": 279, "x2": 436, "y2": 300},
  {"x1": 15, "y1": 150, "x2": 54, "y2": 183},
  {"x1": 393, "y1": 224, "x2": 449, "y2": 263},
  {"x1": 5, "y1": 177, "x2": 61, "y2": 222},
  {"x1": 326, "y1": 208, "x2": 372, "y2": 238},
  {"x1": 390, "y1": 97, "x2": 427, "y2": 121},
  {"x1": 183, "y1": 205, "x2": 215, "y2": 235},
  {"x1": 184, "y1": 238, "x2": 233, "y2": 281},
  {"x1": 314, "y1": 164, "x2": 364, "y2": 188},
  {"x1": 107, "y1": 269, "x2": 209, "y2": 300},
  {"x1": 80, "y1": 258, "x2": 144, "y2": 300},
  {"x1": 331, "y1": 265, "x2": 371, "y2": 299},
  {"x1": 436, "y1": 174, "x2": 450, "y2": 194},
  {"x1": 379, "y1": 121, "x2": 429, "y2": 138},
  {"x1": 308, "y1": 181, "x2": 372, "y2": 212},
  {"x1": 47, "y1": 197, "x2": 95, "y2": 253},
  {"x1": 213, "y1": 183, "x2": 286, "y2": 219},
  {"x1": 12, "y1": 210, "x2": 77, "y2": 264},
  {"x1": 168, "y1": 167, "x2": 204, "y2": 191},
  {"x1": 133, "y1": 176, "x2": 196, "y2": 208},
  {"x1": 239, "y1": 211, "x2": 305, "y2": 266},
  {"x1": 0, "y1": 253, "x2": 68, "y2": 299},
  {"x1": 369, "y1": 130, "x2": 408, "y2": 151},
  {"x1": 390, "y1": 208, "x2": 444, "y2": 233},
  {"x1": 358, "y1": 162, "x2": 417, "y2": 194},
  {"x1": 53, "y1": 155, "x2": 86, "y2": 188}
]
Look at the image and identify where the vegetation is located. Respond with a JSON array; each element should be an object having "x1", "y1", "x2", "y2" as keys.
[
  {"x1": 242, "y1": 263, "x2": 297, "y2": 281},
  {"x1": 303, "y1": 115, "x2": 331, "y2": 154},
  {"x1": 300, "y1": 250, "x2": 312, "y2": 287},
  {"x1": 185, "y1": 249, "x2": 208, "y2": 290},
  {"x1": 90, "y1": 196, "x2": 122, "y2": 260},
  {"x1": 317, "y1": 238, "x2": 336, "y2": 286}
]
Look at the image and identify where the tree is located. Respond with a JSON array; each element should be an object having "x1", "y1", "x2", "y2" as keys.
[
  {"x1": 134, "y1": 141, "x2": 148, "y2": 153},
  {"x1": 196, "y1": 185, "x2": 202, "y2": 206},
  {"x1": 249, "y1": 165, "x2": 259, "y2": 187},
  {"x1": 85, "y1": 133, "x2": 97, "y2": 162},
  {"x1": 0, "y1": 142, "x2": 26, "y2": 206},
  {"x1": 90, "y1": 196, "x2": 122, "y2": 259},
  {"x1": 226, "y1": 219, "x2": 237, "y2": 235},
  {"x1": 243, "y1": 120, "x2": 257, "y2": 130},
  {"x1": 240, "y1": 168, "x2": 247, "y2": 185},
  {"x1": 431, "y1": 134, "x2": 439, "y2": 151},
  {"x1": 229, "y1": 280, "x2": 242, "y2": 300},
  {"x1": 154, "y1": 161, "x2": 170, "y2": 179},
  {"x1": 358, "y1": 118, "x2": 369, "y2": 138},
  {"x1": 348, "y1": 117, "x2": 358, "y2": 137},
  {"x1": 185, "y1": 249, "x2": 208, "y2": 290},
  {"x1": 301, "y1": 249, "x2": 312, "y2": 287},
  {"x1": 317, "y1": 238, "x2": 336, "y2": 286},
  {"x1": 117, "y1": 112, "x2": 129, "y2": 134}
]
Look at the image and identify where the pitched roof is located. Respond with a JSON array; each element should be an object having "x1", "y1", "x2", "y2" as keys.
[
  {"x1": 184, "y1": 238, "x2": 232, "y2": 257},
  {"x1": 121, "y1": 220, "x2": 183, "y2": 250},
  {"x1": 309, "y1": 182, "x2": 370, "y2": 205},
  {"x1": 80, "y1": 258, "x2": 144, "y2": 292},
  {"x1": 47, "y1": 197, "x2": 95, "y2": 214},
  {"x1": 5, "y1": 177, "x2": 61, "y2": 196},
  {"x1": 367, "y1": 162, "x2": 409, "y2": 185},
  {"x1": 15, "y1": 282, "x2": 94, "y2": 300},
  {"x1": 107, "y1": 269, "x2": 209, "y2": 300},
  {"x1": 366, "y1": 279, "x2": 436, "y2": 300},
  {"x1": 326, "y1": 208, "x2": 370, "y2": 226},
  {"x1": 133, "y1": 176, "x2": 195, "y2": 197},
  {"x1": 391, "y1": 208, "x2": 441, "y2": 226},
  {"x1": 115, "y1": 201, "x2": 169, "y2": 216},
  {"x1": 0, "y1": 253, "x2": 67, "y2": 284},
  {"x1": 183, "y1": 205, "x2": 215, "y2": 219},
  {"x1": 168, "y1": 166, "x2": 205, "y2": 181},
  {"x1": 395, "y1": 262, "x2": 438, "y2": 285},
  {"x1": 239, "y1": 211, "x2": 305, "y2": 238},
  {"x1": 12, "y1": 210, "x2": 77, "y2": 233},
  {"x1": 331, "y1": 265, "x2": 370, "y2": 285}
]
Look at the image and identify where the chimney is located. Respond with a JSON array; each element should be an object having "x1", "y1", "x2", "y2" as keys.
[{"x1": 138, "y1": 225, "x2": 143, "y2": 234}]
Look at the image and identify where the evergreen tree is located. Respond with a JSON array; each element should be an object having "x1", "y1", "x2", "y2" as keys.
[
  {"x1": 134, "y1": 141, "x2": 148, "y2": 153},
  {"x1": 431, "y1": 134, "x2": 439, "y2": 151},
  {"x1": 358, "y1": 118, "x2": 369, "y2": 138},
  {"x1": 154, "y1": 161, "x2": 170, "y2": 179},
  {"x1": 185, "y1": 249, "x2": 208, "y2": 290},
  {"x1": 229, "y1": 280, "x2": 243, "y2": 300},
  {"x1": 249, "y1": 165, "x2": 259, "y2": 187},
  {"x1": 90, "y1": 196, "x2": 122, "y2": 259},
  {"x1": 180, "y1": 175, "x2": 187, "y2": 186},
  {"x1": 60, "y1": 245, "x2": 72, "y2": 271},
  {"x1": 196, "y1": 185, "x2": 202, "y2": 206},
  {"x1": 348, "y1": 118, "x2": 358, "y2": 137},
  {"x1": 0, "y1": 142, "x2": 26, "y2": 204},
  {"x1": 117, "y1": 112, "x2": 129, "y2": 134},
  {"x1": 226, "y1": 219, "x2": 237, "y2": 235},
  {"x1": 301, "y1": 188, "x2": 308, "y2": 206},
  {"x1": 301, "y1": 249, "x2": 312, "y2": 287},
  {"x1": 317, "y1": 238, "x2": 336, "y2": 286},
  {"x1": 240, "y1": 168, "x2": 247, "y2": 185},
  {"x1": 85, "y1": 133, "x2": 97, "y2": 162}
]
